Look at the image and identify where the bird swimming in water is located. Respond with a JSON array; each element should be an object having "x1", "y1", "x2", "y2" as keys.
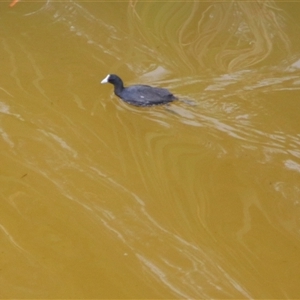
[{"x1": 101, "y1": 74, "x2": 177, "y2": 106}]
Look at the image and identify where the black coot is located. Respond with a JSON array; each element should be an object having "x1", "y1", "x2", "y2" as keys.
[{"x1": 101, "y1": 74, "x2": 177, "y2": 106}]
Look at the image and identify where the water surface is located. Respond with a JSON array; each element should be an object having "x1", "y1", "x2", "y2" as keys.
[{"x1": 1, "y1": 1, "x2": 300, "y2": 298}]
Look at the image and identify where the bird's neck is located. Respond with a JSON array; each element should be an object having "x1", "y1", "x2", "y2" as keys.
[{"x1": 114, "y1": 84, "x2": 124, "y2": 97}]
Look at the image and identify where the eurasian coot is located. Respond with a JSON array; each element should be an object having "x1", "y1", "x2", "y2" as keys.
[{"x1": 101, "y1": 74, "x2": 177, "y2": 106}]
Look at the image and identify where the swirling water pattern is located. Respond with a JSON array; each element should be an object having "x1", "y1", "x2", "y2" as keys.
[{"x1": 1, "y1": 1, "x2": 300, "y2": 298}]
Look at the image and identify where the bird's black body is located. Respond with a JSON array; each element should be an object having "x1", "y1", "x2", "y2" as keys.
[{"x1": 101, "y1": 74, "x2": 177, "y2": 106}]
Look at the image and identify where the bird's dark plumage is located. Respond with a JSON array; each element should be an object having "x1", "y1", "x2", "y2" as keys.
[{"x1": 101, "y1": 74, "x2": 177, "y2": 106}]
